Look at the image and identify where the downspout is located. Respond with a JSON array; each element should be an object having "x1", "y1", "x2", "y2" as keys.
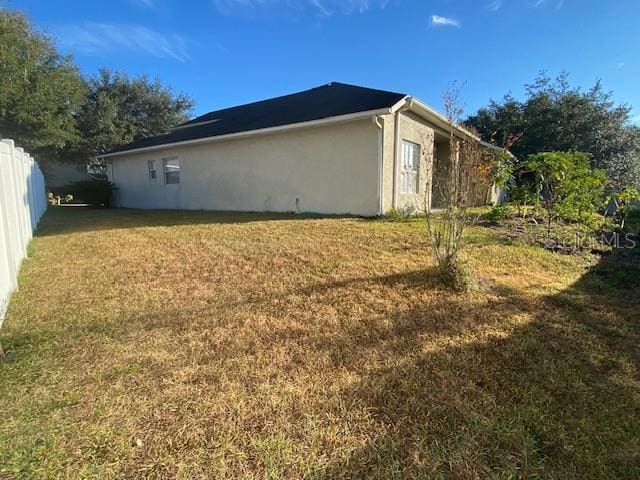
[
  {"x1": 392, "y1": 98, "x2": 413, "y2": 210},
  {"x1": 106, "y1": 158, "x2": 116, "y2": 207},
  {"x1": 373, "y1": 115, "x2": 385, "y2": 216}
]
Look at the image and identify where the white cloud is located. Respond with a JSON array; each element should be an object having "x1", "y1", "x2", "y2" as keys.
[
  {"x1": 488, "y1": 0, "x2": 503, "y2": 11},
  {"x1": 55, "y1": 23, "x2": 190, "y2": 62},
  {"x1": 129, "y1": 0, "x2": 155, "y2": 8},
  {"x1": 211, "y1": 0, "x2": 391, "y2": 17},
  {"x1": 308, "y1": 0, "x2": 332, "y2": 16},
  {"x1": 430, "y1": 14, "x2": 460, "y2": 28},
  {"x1": 617, "y1": 62, "x2": 625, "y2": 69},
  {"x1": 533, "y1": 0, "x2": 564, "y2": 8}
]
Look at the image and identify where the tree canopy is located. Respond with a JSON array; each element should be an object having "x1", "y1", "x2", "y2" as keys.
[
  {"x1": 0, "y1": 10, "x2": 194, "y2": 167},
  {"x1": 465, "y1": 72, "x2": 640, "y2": 189},
  {"x1": 0, "y1": 11, "x2": 85, "y2": 161},
  {"x1": 75, "y1": 69, "x2": 194, "y2": 159}
]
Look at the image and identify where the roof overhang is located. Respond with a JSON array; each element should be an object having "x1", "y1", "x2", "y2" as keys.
[
  {"x1": 400, "y1": 96, "x2": 481, "y2": 142},
  {"x1": 99, "y1": 94, "x2": 504, "y2": 161},
  {"x1": 98, "y1": 107, "x2": 393, "y2": 160}
]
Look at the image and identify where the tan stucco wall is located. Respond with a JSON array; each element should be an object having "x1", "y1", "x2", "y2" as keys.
[
  {"x1": 380, "y1": 111, "x2": 435, "y2": 214},
  {"x1": 108, "y1": 119, "x2": 380, "y2": 216},
  {"x1": 380, "y1": 113, "x2": 395, "y2": 214}
]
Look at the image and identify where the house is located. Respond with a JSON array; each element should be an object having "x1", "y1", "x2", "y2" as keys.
[{"x1": 100, "y1": 82, "x2": 501, "y2": 216}]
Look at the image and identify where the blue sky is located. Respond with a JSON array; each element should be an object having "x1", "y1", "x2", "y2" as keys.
[{"x1": 6, "y1": 0, "x2": 640, "y2": 123}]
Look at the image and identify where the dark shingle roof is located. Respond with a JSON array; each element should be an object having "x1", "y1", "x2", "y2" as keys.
[{"x1": 105, "y1": 82, "x2": 407, "y2": 155}]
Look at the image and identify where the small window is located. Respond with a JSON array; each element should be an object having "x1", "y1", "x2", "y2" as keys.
[
  {"x1": 401, "y1": 140, "x2": 420, "y2": 194},
  {"x1": 164, "y1": 157, "x2": 180, "y2": 184},
  {"x1": 148, "y1": 160, "x2": 157, "y2": 180}
]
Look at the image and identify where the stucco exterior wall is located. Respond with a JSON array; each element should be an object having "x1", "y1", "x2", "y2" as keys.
[
  {"x1": 380, "y1": 111, "x2": 435, "y2": 214},
  {"x1": 108, "y1": 119, "x2": 380, "y2": 216},
  {"x1": 397, "y1": 112, "x2": 435, "y2": 212},
  {"x1": 380, "y1": 113, "x2": 396, "y2": 214}
]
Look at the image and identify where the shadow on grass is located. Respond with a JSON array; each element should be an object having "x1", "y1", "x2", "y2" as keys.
[
  {"x1": 4, "y1": 210, "x2": 640, "y2": 477},
  {"x1": 35, "y1": 206, "x2": 360, "y2": 237},
  {"x1": 87, "y1": 254, "x2": 637, "y2": 478},
  {"x1": 309, "y1": 246, "x2": 640, "y2": 479},
  {"x1": 63, "y1": 254, "x2": 640, "y2": 480},
  {"x1": 297, "y1": 268, "x2": 445, "y2": 295},
  {"x1": 9, "y1": 250, "x2": 638, "y2": 477}
]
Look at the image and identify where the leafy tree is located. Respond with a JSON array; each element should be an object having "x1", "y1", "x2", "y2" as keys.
[
  {"x1": 75, "y1": 69, "x2": 194, "y2": 161},
  {"x1": 0, "y1": 11, "x2": 85, "y2": 162},
  {"x1": 466, "y1": 72, "x2": 640, "y2": 189},
  {"x1": 521, "y1": 152, "x2": 606, "y2": 233},
  {"x1": 604, "y1": 128, "x2": 640, "y2": 190}
]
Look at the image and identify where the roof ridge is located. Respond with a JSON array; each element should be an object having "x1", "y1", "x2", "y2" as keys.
[
  {"x1": 325, "y1": 81, "x2": 406, "y2": 96},
  {"x1": 177, "y1": 82, "x2": 405, "y2": 127},
  {"x1": 178, "y1": 83, "x2": 335, "y2": 127}
]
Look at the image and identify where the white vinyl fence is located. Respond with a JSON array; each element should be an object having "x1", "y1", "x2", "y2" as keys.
[{"x1": 0, "y1": 139, "x2": 47, "y2": 325}]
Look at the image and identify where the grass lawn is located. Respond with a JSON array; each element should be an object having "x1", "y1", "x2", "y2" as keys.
[{"x1": 1, "y1": 207, "x2": 639, "y2": 479}]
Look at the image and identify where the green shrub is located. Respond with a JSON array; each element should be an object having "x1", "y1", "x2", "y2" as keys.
[
  {"x1": 436, "y1": 260, "x2": 474, "y2": 292},
  {"x1": 519, "y1": 151, "x2": 607, "y2": 230},
  {"x1": 386, "y1": 205, "x2": 417, "y2": 221},
  {"x1": 509, "y1": 184, "x2": 539, "y2": 217},
  {"x1": 626, "y1": 206, "x2": 640, "y2": 232},
  {"x1": 64, "y1": 179, "x2": 113, "y2": 207},
  {"x1": 610, "y1": 188, "x2": 640, "y2": 230},
  {"x1": 484, "y1": 204, "x2": 513, "y2": 222}
]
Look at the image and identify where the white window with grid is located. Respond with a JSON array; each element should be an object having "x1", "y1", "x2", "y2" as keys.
[
  {"x1": 163, "y1": 157, "x2": 180, "y2": 185},
  {"x1": 148, "y1": 159, "x2": 157, "y2": 180},
  {"x1": 401, "y1": 140, "x2": 420, "y2": 194}
]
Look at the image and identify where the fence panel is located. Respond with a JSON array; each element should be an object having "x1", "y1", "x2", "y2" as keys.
[{"x1": 0, "y1": 139, "x2": 47, "y2": 325}]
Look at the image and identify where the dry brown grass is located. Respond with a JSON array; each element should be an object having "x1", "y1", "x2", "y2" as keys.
[{"x1": 1, "y1": 207, "x2": 639, "y2": 479}]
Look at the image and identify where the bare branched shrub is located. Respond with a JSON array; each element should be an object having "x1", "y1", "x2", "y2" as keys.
[{"x1": 426, "y1": 84, "x2": 495, "y2": 290}]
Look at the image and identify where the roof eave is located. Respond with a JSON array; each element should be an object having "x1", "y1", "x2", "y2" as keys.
[
  {"x1": 404, "y1": 97, "x2": 481, "y2": 141},
  {"x1": 98, "y1": 107, "x2": 393, "y2": 160}
]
